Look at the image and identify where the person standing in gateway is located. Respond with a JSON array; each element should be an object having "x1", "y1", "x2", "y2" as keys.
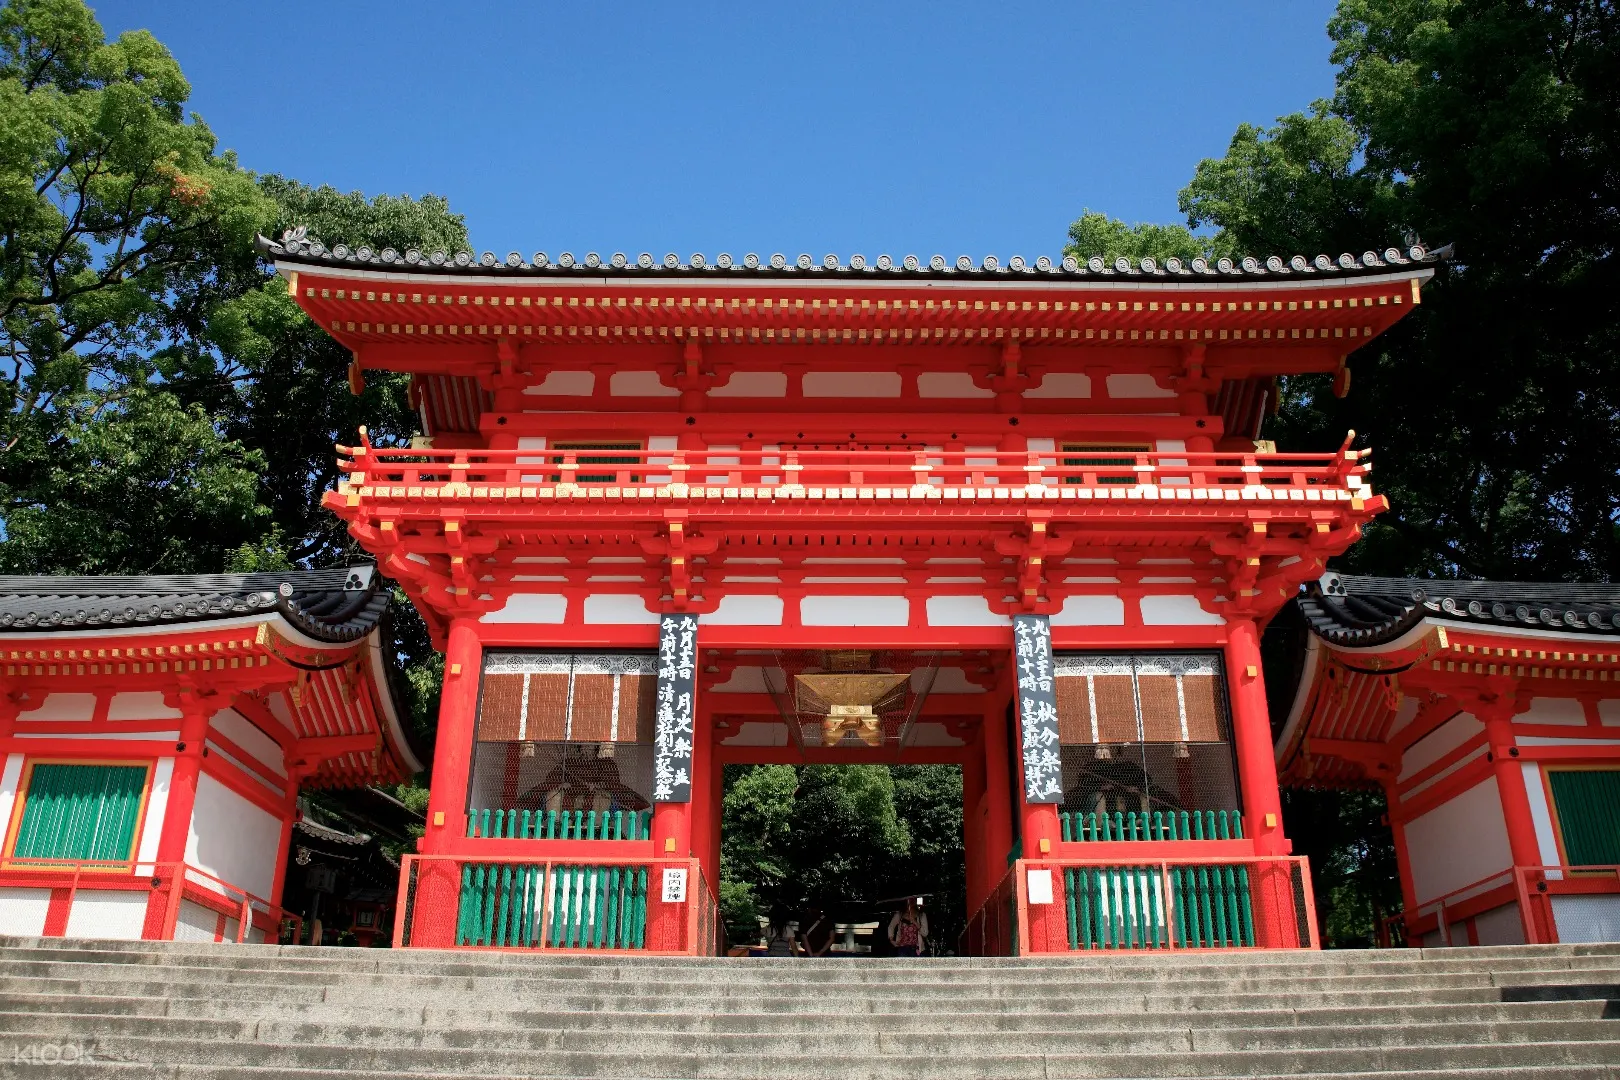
[{"x1": 887, "y1": 898, "x2": 928, "y2": 957}]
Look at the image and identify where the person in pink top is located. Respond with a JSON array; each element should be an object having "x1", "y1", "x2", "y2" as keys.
[{"x1": 887, "y1": 897, "x2": 928, "y2": 957}]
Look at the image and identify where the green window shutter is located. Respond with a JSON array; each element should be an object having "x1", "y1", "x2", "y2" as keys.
[
  {"x1": 12, "y1": 764, "x2": 147, "y2": 863},
  {"x1": 1548, "y1": 770, "x2": 1620, "y2": 867}
]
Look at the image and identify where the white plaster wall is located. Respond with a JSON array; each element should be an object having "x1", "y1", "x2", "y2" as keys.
[
  {"x1": 523, "y1": 371, "x2": 594, "y2": 395},
  {"x1": 709, "y1": 371, "x2": 787, "y2": 397},
  {"x1": 107, "y1": 692, "x2": 182, "y2": 721},
  {"x1": 1522, "y1": 761, "x2": 1563, "y2": 866},
  {"x1": 917, "y1": 372, "x2": 992, "y2": 398},
  {"x1": 209, "y1": 710, "x2": 285, "y2": 777},
  {"x1": 1600, "y1": 700, "x2": 1620, "y2": 726},
  {"x1": 1404, "y1": 776, "x2": 1513, "y2": 903},
  {"x1": 0, "y1": 754, "x2": 24, "y2": 845},
  {"x1": 1520, "y1": 697, "x2": 1586, "y2": 726},
  {"x1": 799, "y1": 595, "x2": 910, "y2": 627},
  {"x1": 1024, "y1": 373, "x2": 1093, "y2": 399},
  {"x1": 1473, "y1": 902, "x2": 1528, "y2": 946},
  {"x1": 64, "y1": 890, "x2": 147, "y2": 940},
  {"x1": 609, "y1": 371, "x2": 678, "y2": 397},
  {"x1": 1050, "y1": 595, "x2": 1125, "y2": 626},
  {"x1": 582, "y1": 594, "x2": 659, "y2": 625},
  {"x1": 0, "y1": 888, "x2": 50, "y2": 935},
  {"x1": 184, "y1": 773, "x2": 284, "y2": 901},
  {"x1": 699, "y1": 595, "x2": 785, "y2": 626},
  {"x1": 802, "y1": 372, "x2": 901, "y2": 398},
  {"x1": 480, "y1": 593, "x2": 568, "y2": 624},
  {"x1": 1552, "y1": 895, "x2": 1620, "y2": 943},
  {"x1": 1386, "y1": 696, "x2": 1421, "y2": 740},
  {"x1": 134, "y1": 758, "x2": 174, "y2": 872},
  {"x1": 1138, "y1": 594, "x2": 1223, "y2": 626},
  {"x1": 1399, "y1": 712, "x2": 1485, "y2": 781},
  {"x1": 925, "y1": 596, "x2": 1010, "y2": 627},
  {"x1": 20, "y1": 693, "x2": 95, "y2": 721},
  {"x1": 173, "y1": 898, "x2": 221, "y2": 943},
  {"x1": 1105, "y1": 373, "x2": 1176, "y2": 399}
]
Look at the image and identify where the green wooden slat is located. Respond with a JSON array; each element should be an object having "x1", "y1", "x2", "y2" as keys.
[
  {"x1": 13, "y1": 764, "x2": 146, "y2": 863},
  {"x1": 1549, "y1": 770, "x2": 1620, "y2": 865}
]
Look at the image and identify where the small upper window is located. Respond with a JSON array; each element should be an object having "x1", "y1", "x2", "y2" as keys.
[
  {"x1": 1061, "y1": 444, "x2": 1148, "y2": 485},
  {"x1": 551, "y1": 441, "x2": 642, "y2": 483}
]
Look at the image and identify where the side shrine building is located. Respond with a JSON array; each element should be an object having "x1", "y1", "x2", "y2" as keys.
[
  {"x1": 0, "y1": 567, "x2": 421, "y2": 943},
  {"x1": 263, "y1": 234, "x2": 1442, "y2": 953},
  {"x1": 1274, "y1": 573, "x2": 1620, "y2": 948}
]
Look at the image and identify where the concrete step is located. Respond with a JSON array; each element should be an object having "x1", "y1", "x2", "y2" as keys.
[
  {"x1": 1, "y1": 938, "x2": 1616, "y2": 1077},
  {"x1": 4, "y1": 1027, "x2": 1620, "y2": 1078},
  {"x1": 3, "y1": 1009, "x2": 1617, "y2": 1055},
  {"x1": 2, "y1": 991, "x2": 1609, "y2": 1032}
]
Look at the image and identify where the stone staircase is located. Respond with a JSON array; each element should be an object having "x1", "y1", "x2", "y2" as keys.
[{"x1": 0, "y1": 936, "x2": 1616, "y2": 1078}]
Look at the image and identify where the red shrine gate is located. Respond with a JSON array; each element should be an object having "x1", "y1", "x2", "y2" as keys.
[{"x1": 265, "y1": 234, "x2": 1437, "y2": 953}]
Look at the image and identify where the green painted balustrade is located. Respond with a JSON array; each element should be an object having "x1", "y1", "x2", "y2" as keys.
[
  {"x1": 454, "y1": 809, "x2": 654, "y2": 948},
  {"x1": 1058, "y1": 809, "x2": 1255, "y2": 950},
  {"x1": 466, "y1": 807, "x2": 652, "y2": 840},
  {"x1": 455, "y1": 862, "x2": 649, "y2": 949},
  {"x1": 1060, "y1": 808, "x2": 1244, "y2": 843}
]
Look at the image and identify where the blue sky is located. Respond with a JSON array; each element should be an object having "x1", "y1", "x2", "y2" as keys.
[{"x1": 93, "y1": 2, "x2": 1340, "y2": 260}]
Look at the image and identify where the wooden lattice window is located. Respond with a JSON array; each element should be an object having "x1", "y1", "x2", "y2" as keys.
[
  {"x1": 8, "y1": 762, "x2": 149, "y2": 865},
  {"x1": 552, "y1": 441, "x2": 642, "y2": 484},
  {"x1": 1062, "y1": 444, "x2": 1148, "y2": 485},
  {"x1": 1547, "y1": 769, "x2": 1620, "y2": 867}
]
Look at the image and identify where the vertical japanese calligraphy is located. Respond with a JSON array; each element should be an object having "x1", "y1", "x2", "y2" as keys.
[
  {"x1": 1013, "y1": 614, "x2": 1062, "y2": 804},
  {"x1": 654, "y1": 614, "x2": 698, "y2": 802}
]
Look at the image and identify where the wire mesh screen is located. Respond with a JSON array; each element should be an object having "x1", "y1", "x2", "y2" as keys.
[
  {"x1": 468, "y1": 741, "x2": 654, "y2": 818},
  {"x1": 1053, "y1": 652, "x2": 1239, "y2": 819}
]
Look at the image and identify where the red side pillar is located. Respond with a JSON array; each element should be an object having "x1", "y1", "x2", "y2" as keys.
[
  {"x1": 1224, "y1": 618, "x2": 1299, "y2": 947},
  {"x1": 1014, "y1": 721, "x2": 1065, "y2": 953},
  {"x1": 980, "y1": 705, "x2": 1016, "y2": 889},
  {"x1": 409, "y1": 616, "x2": 483, "y2": 947},
  {"x1": 144, "y1": 705, "x2": 210, "y2": 939},
  {"x1": 1480, "y1": 703, "x2": 1546, "y2": 942},
  {"x1": 1381, "y1": 779, "x2": 1422, "y2": 945},
  {"x1": 962, "y1": 742, "x2": 988, "y2": 915}
]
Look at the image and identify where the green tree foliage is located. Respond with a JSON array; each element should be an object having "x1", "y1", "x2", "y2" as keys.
[
  {"x1": 719, "y1": 764, "x2": 966, "y2": 951},
  {"x1": 1165, "y1": 0, "x2": 1620, "y2": 939},
  {"x1": 1063, "y1": 210, "x2": 1223, "y2": 265},
  {"x1": 0, "y1": 0, "x2": 464, "y2": 756},
  {"x1": 1181, "y1": 0, "x2": 1620, "y2": 581}
]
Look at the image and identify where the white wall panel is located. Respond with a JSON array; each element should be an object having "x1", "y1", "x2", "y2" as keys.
[
  {"x1": 64, "y1": 890, "x2": 147, "y2": 940},
  {"x1": 1404, "y1": 777, "x2": 1512, "y2": 903},
  {"x1": 799, "y1": 595, "x2": 910, "y2": 627},
  {"x1": 479, "y1": 593, "x2": 568, "y2": 624},
  {"x1": 184, "y1": 773, "x2": 284, "y2": 901}
]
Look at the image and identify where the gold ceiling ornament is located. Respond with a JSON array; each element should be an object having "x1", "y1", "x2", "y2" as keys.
[{"x1": 794, "y1": 672, "x2": 909, "y2": 748}]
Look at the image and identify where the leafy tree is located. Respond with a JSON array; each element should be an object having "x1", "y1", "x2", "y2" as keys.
[
  {"x1": 0, "y1": 0, "x2": 463, "y2": 755},
  {"x1": 889, "y1": 765, "x2": 966, "y2": 951},
  {"x1": 1161, "y1": 0, "x2": 1620, "y2": 941},
  {"x1": 1181, "y1": 0, "x2": 1620, "y2": 581},
  {"x1": 0, "y1": 0, "x2": 275, "y2": 572},
  {"x1": 1063, "y1": 210, "x2": 1225, "y2": 265},
  {"x1": 787, "y1": 765, "x2": 911, "y2": 911}
]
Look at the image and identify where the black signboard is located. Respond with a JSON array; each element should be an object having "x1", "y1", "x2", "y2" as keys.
[
  {"x1": 654, "y1": 614, "x2": 698, "y2": 802},
  {"x1": 1013, "y1": 614, "x2": 1062, "y2": 804}
]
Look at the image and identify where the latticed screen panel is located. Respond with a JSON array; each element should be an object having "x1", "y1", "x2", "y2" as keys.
[
  {"x1": 470, "y1": 652, "x2": 659, "y2": 818},
  {"x1": 467, "y1": 741, "x2": 655, "y2": 818},
  {"x1": 1547, "y1": 769, "x2": 1620, "y2": 866},
  {"x1": 1052, "y1": 653, "x2": 1239, "y2": 818}
]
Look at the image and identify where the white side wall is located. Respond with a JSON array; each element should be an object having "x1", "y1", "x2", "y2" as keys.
[
  {"x1": 184, "y1": 773, "x2": 284, "y2": 901},
  {"x1": 64, "y1": 890, "x2": 147, "y2": 940},
  {"x1": 1404, "y1": 776, "x2": 1513, "y2": 904},
  {"x1": 0, "y1": 887, "x2": 49, "y2": 935}
]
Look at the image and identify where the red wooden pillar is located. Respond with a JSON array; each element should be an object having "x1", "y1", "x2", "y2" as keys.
[
  {"x1": 961, "y1": 738, "x2": 988, "y2": 916},
  {"x1": 1479, "y1": 702, "x2": 1545, "y2": 942},
  {"x1": 1381, "y1": 779, "x2": 1422, "y2": 945},
  {"x1": 144, "y1": 705, "x2": 210, "y2": 939},
  {"x1": 980, "y1": 704, "x2": 1015, "y2": 896},
  {"x1": 410, "y1": 617, "x2": 482, "y2": 947},
  {"x1": 688, "y1": 700, "x2": 716, "y2": 886},
  {"x1": 1224, "y1": 618, "x2": 1298, "y2": 946}
]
